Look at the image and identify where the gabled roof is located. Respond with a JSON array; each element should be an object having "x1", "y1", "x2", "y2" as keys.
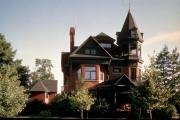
[
  {"x1": 30, "y1": 80, "x2": 57, "y2": 93},
  {"x1": 117, "y1": 9, "x2": 143, "y2": 43},
  {"x1": 97, "y1": 74, "x2": 136, "y2": 87},
  {"x1": 70, "y1": 36, "x2": 112, "y2": 58},
  {"x1": 94, "y1": 32, "x2": 115, "y2": 43}
]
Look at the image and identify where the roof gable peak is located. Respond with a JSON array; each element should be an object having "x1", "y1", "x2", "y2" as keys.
[{"x1": 70, "y1": 36, "x2": 112, "y2": 58}]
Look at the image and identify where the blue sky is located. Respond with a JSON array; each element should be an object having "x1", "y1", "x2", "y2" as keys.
[{"x1": 0, "y1": 0, "x2": 180, "y2": 93}]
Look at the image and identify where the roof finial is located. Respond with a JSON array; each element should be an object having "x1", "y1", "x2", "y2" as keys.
[{"x1": 129, "y1": 0, "x2": 131, "y2": 10}]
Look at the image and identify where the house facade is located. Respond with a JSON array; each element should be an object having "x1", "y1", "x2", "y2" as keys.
[
  {"x1": 61, "y1": 10, "x2": 143, "y2": 108},
  {"x1": 29, "y1": 80, "x2": 57, "y2": 104}
]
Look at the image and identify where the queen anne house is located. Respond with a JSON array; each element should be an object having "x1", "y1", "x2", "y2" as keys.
[{"x1": 61, "y1": 10, "x2": 144, "y2": 110}]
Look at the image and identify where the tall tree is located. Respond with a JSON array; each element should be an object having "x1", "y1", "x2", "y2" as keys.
[
  {"x1": 131, "y1": 55, "x2": 171, "y2": 119},
  {"x1": 131, "y1": 46, "x2": 180, "y2": 119},
  {"x1": 0, "y1": 34, "x2": 15, "y2": 64},
  {"x1": 0, "y1": 65, "x2": 28, "y2": 117},
  {"x1": 0, "y1": 34, "x2": 30, "y2": 88},
  {"x1": 31, "y1": 58, "x2": 54, "y2": 81},
  {"x1": 0, "y1": 34, "x2": 29, "y2": 117},
  {"x1": 155, "y1": 46, "x2": 180, "y2": 92}
]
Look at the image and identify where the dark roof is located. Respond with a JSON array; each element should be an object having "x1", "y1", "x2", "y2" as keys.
[
  {"x1": 30, "y1": 80, "x2": 57, "y2": 92},
  {"x1": 94, "y1": 32, "x2": 115, "y2": 43},
  {"x1": 97, "y1": 74, "x2": 136, "y2": 87},
  {"x1": 117, "y1": 9, "x2": 143, "y2": 44},
  {"x1": 70, "y1": 36, "x2": 112, "y2": 58}
]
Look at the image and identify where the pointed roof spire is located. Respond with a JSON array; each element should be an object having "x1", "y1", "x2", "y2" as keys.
[
  {"x1": 117, "y1": 10, "x2": 143, "y2": 44},
  {"x1": 122, "y1": 9, "x2": 138, "y2": 32}
]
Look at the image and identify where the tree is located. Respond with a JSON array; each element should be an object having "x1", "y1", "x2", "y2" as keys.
[
  {"x1": 69, "y1": 88, "x2": 95, "y2": 119},
  {"x1": 0, "y1": 34, "x2": 15, "y2": 65},
  {"x1": 155, "y1": 46, "x2": 180, "y2": 92},
  {"x1": 0, "y1": 34, "x2": 30, "y2": 88},
  {"x1": 0, "y1": 65, "x2": 28, "y2": 117},
  {"x1": 49, "y1": 92, "x2": 76, "y2": 116},
  {"x1": 31, "y1": 58, "x2": 54, "y2": 81},
  {"x1": 131, "y1": 54, "x2": 172, "y2": 119},
  {"x1": 131, "y1": 46, "x2": 180, "y2": 119}
]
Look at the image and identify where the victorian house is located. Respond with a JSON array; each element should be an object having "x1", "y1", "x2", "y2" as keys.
[{"x1": 61, "y1": 10, "x2": 144, "y2": 109}]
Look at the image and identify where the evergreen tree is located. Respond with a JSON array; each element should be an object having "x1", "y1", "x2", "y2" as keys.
[
  {"x1": 31, "y1": 58, "x2": 54, "y2": 81},
  {"x1": 155, "y1": 46, "x2": 180, "y2": 92}
]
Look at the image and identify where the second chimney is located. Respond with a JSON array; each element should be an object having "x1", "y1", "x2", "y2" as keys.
[{"x1": 70, "y1": 27, "x2": 75, "y2": 52}]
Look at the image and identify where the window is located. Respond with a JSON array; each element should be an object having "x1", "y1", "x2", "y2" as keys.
[
  {"x1": 100, "y1": 43, "x2": 111, "y2": 48},
  {"x1": 91, "y1": 49, "x2": 96, "y2": 54},
  {"x1": 131, "y1": 30, "x2": 137, "y2": 38},
  {"x1": 77, "y1": 67, "x2": 81, "y2": 80},
  {"x1": 85, "y1": 66, "x2": 96, "y2": 80},
  {"x1": 131, "y1": 68, "x2": 136, "y2": 81},
  {"x1": 85, "y1": 49, "x2": 96, "y2": 55},
  {"x1": 85, "y1": 49, "x2": 90, "y2": 54},
  {"x1": 113, "y1": 68, "x2": 121, "y2": 73}
]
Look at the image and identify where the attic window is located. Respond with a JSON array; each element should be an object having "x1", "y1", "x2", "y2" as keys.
[
  {"x1": 85, "y1": 49, "x2": 96, "y2": 55},
  {"x1": 100, "y1": 43, "x2": 111, "y2": 48}
]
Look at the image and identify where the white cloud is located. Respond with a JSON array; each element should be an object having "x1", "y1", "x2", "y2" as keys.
[
  {"x1": 142, "y1": 31, "x2": 180, "y2": 69},
  {"x1": 145, "y1": 31, "x2": 180, "y2": 48}
]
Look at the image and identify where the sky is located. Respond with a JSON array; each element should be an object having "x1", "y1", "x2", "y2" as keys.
[{"x1": 0, "y1": 0, "x2": 180, "y2": 93}]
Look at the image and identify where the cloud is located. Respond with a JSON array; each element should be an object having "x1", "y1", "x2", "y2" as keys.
[{"x1": 145, "y1": 31, "x2": 180, "y2": 48}]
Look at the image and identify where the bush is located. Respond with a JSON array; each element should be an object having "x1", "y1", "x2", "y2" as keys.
[
  {"x1": 49, "y1": 93, "x2": 78, "y2": 117},
  {"x1": 20, "y1": 99, "x2": 48, "y2": 116},
  {"x1": 165, "y1": 104, "x2": 178, "y2": 118},
  {"x1": 152, "y1": 104, "x2": 178, "y2": 119},
  {"x1": 90, "y1": 98, "x2": 110, "y2": 117},
  {"x1": 39, "y1": 110, "x2": 51, "y2": 117}
]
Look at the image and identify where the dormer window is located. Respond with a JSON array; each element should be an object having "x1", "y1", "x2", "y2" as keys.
[
  {"x1": 85, "y1": 49, "x2": 96, "y2": 55},
  {"x1": 100, "y1": 43, "x2": 111, "y2": 48},
  {"x1": 131, "y1": 30, "x2": 137, "y2": 38}
]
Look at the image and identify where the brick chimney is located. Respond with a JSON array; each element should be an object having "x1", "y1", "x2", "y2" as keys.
[{"x1": 69, "y1": 27, "x2": 75, "y2": 52}]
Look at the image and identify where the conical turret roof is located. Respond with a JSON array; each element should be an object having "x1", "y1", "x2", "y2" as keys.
[{"x1": 117, "y1": 9, "x2": 143, "y2": 44}]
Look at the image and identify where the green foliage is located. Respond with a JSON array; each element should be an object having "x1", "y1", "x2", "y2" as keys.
[
  {"x1": 49, "y1": 92, "x2": 76, "y2": 116},
  {"x1": 0, "y1": 33, "x2": 30, "y2": 88},
  {"x1": 152, "y1": 104, "x2": 178, "y2": 119},
  {"x1": 69, "y1": 88, "x2": 95, "y2": 118},
  {"x1": 39, "y1": 110, "x2": 51, "y2": 117},
  {"x1": 131, "y1": 46, "x2": 180, "y2": 119},
  {"x1": 155, "y1": 46, "x2": 180, "y2": 93},
  {"x1": 14, "y1": 60, "x2": 30, "y2": 88},
  {"x1": 69, "y1": 88, "x2": 95, "y2": 112},
  {"x1": 91, "y1": 98, "x2": 110, "y2": 115},
  {"x1": 20, "y1": 99, "x2": 47, "y2": 116},
  {"x1": 0, "y1": 33, "x2": 15, "y2": 64},
  {"x1": 0, "y1": 65, "x2": 28, "y2": 117},
  {"x1": 31, "y1": 58, "x2": 54, "y2": 81}
]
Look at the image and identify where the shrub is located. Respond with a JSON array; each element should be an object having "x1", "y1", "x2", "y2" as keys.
[
  {"x1": 49, "y1": 92, "x2": 77, "y2": 117},
  {"x1": 20, "y1": 99, "x2": 47, "y2": 116},
  {"x1": 152, "y1": 104, "x2": 178, "y2": 119},
  {"x1": 90, "y1": 98, "x2": 110, "y2": 117},
  {"x1": 39, "y1": 110, "x2": 51, "y2": 117}
]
